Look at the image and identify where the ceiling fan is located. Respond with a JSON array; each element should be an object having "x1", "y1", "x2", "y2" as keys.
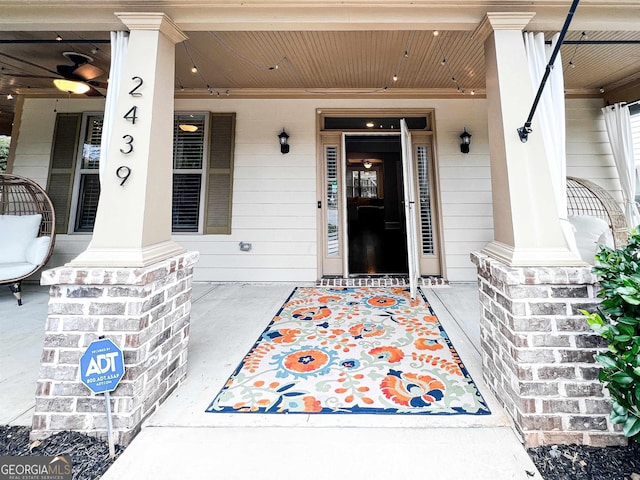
[{"x1": 2, "y1": 51, "x2": 107, "y2": 96}]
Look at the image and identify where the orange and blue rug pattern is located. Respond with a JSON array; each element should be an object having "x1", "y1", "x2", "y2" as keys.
[{"x1": 206, "y1": 287, "x2": 490, "y2": 415}]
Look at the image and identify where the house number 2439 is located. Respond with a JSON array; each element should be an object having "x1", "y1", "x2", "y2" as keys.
[{"x1": 117, "y1": 76, "x2": 143, "y2": 186}]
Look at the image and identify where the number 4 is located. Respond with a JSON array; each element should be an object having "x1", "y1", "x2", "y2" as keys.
[{"x1": 124, "y1": 106, "x2": 138, "y2": 124}]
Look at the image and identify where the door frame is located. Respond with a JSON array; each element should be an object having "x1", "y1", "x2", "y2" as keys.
[{"x1": 316, "y1": 108, "x2": 446, "y2": 280}]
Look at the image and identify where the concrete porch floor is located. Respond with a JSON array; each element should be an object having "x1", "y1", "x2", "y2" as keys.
[{"x1": 0, "y1": 282, "x2": 542, "y2": 479}]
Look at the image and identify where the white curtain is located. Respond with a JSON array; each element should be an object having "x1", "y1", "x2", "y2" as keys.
[
  {"x1": 524, "y1": 32, "x2": 578, "y2": 254},
  {"x1": 602, "y1": 103, "x2": 640, "y2": 227},
  {"x1": 99, "y1": 31, "x2": 129, "y2": 184}
]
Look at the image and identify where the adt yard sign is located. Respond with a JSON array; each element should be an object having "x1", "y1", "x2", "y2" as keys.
[{"x1": 80, "y1": 338, "x2": 125, "y2": 394}]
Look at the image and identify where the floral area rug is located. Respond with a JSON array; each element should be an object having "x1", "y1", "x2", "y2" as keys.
[{"x1": 206, "y1": 287, "x2": 490, "y2": 415}]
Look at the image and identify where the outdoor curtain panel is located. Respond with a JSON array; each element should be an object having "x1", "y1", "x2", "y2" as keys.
[
  {"x1": 524, "y1": 32, "x2": 578, "y2": 255},
  {"x1": 602, "y1": 103, "x2": 640, "y2": 228},
  {"x1": 99, "y1": 30, "x2": 129, "y2": 184}
]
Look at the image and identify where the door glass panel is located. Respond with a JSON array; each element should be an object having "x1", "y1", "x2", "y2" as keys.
[
  {"x1": 326, "y1": 145, "x2": 339, "y2": 256},
  {"x1": 417, "y1": 145, "x2": 434, "y2": 255}
]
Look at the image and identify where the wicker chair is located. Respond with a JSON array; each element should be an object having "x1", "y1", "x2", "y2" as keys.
[
  {"x1": 566, "y1": 176, "x2": 628, "y2": 248},
  {"x1": 0, "y1": 173, "x2": 56, "y2": 305}
]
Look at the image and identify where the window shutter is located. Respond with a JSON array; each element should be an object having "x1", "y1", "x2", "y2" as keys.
[
  {"x1": 47, "y1": 113, "x2": 81, "y2": 233},
  {"x1": 205, "y1": 113, "x2": 235, "y2": 234}
]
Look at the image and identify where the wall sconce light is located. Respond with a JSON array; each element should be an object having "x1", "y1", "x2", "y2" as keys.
[
  {"x1": 459, "y1": 128, "x2": 472, "y2": 154},
  {"x1": 278, "y1": 129, "x2": 290, "y2": 154},
  {"x1": 363, "y1": 160, "x2": 373, "y2": 169}
]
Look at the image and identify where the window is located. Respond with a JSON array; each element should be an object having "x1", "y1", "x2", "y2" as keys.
[
  {"x1": 72, "y1": 115, "x2": 102, "y2": 232},
  {"x1": 347, "y1": 169, "x2": 379, "y2": 198},
  {"x1": 172, "y1": 114, "x2": 207, "y2": 232},
  {"x1": 47, "y1": 111, "x2": 235, "y2": 235}
]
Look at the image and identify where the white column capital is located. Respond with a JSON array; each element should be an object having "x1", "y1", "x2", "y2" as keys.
[
  {"x1": 472, "y1": 12, "x2": 536, "y2": 43},
  {"x1": 115, "y1": 12, "x2": 187, "y2": 44}
]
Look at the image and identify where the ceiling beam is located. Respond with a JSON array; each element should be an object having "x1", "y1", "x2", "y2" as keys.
[{"x1": 0, "y1": 2, "x2": 639, "y2": 32}]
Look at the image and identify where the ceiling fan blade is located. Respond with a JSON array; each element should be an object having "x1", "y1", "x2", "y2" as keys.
[
  {"x1": 87, "y1": 79, "x2": 108, "y2": 89},
  {"x1": 56, "y1": 64, "x2": 77, "y2": 78},
  {"x1": 84, "y1": 84, "x2": 105, "y2": 97},
  {"x1": 74, "y1": 63, "x2": 105, "y2": 81}
]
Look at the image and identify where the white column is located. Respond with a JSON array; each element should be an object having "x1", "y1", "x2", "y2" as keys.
[
  {"x1": 70, "y1": 13, "x2": 186, "y2": 267},
  {"x1": 473, "y1": 13, "x2": 582, "y2": 266}
]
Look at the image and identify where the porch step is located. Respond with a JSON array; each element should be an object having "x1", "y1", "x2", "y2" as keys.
[{"x1": 316, "y1": 276, "x2": 448, "y2": 288}]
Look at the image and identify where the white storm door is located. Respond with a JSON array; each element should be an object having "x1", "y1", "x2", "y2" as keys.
[{"x1": 401, "y1": 119, "x2": 420, "y2": 299}]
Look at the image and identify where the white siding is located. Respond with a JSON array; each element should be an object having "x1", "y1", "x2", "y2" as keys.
[
  {"x1": 12, "y1": 96, "x2": 621, "y2": 283},
  {"x1": 566, "y1": 98, "x2": 621, "y2": 202},
  {"x1": 12, "y1": 98, "x2": 105, "y2": 188},
  {"x1": 432, "y1": 100, "x2": 493, "y2": 281}
]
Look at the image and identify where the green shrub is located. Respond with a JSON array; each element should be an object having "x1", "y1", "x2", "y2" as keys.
[{"x1": 582, "y1": 228, "x2": 640, "y2": 441}]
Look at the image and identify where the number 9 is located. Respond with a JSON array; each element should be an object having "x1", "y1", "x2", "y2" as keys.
[{"x1": 116, "y1": 166, "x2": 131, "y2": 186}]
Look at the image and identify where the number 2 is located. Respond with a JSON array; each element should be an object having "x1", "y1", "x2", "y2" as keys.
[{"x1": 129, "y1": 76, "x2": 143, "y2": 96}]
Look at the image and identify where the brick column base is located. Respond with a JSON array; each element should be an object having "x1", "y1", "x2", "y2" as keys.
[
  {"x1": 31, "y1": 251, "x2": 199, "y2": 446},
  {"x1": 471, "y1": 251, "x2": 625, "y2": 447}
]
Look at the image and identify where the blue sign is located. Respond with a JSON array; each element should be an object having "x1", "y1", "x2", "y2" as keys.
[{"x1": 80, "y1": 339, "x2": 125, "y2": 394}]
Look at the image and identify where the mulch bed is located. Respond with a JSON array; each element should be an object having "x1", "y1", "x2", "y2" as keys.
[
  {"x1": 528, "y1": 442, "x2": 640, "y2": 480},
  {"x1": 0, "y1": 425, "x2": 124, "y2": 480}
]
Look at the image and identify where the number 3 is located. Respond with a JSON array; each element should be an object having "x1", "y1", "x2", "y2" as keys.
[{"x1": 120, "y1": 135, "x2": 134, "y2": 154}]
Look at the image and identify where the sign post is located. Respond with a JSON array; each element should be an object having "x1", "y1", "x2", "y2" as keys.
[{"x1": 80, "y1": 338, "x2": 125, "y2": 458}]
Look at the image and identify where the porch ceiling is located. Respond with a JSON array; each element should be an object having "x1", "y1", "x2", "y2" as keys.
[{"x1": 1, "y1": 27, "x2": 639, "y2": 135}]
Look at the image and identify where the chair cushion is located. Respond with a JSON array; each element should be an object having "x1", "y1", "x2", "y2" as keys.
[
  {"x1": 568, "y1": 215, "x2": 611, "y2": 264},
  {"x1": 0, "y1": 214, "x2": 42, "y2": 263},
  {"x1": 0, "y1": 262, "x2": 38, "y2": 281},
  {"x1": 24, "y1": 236, "x2": 51, "y2": 266}
]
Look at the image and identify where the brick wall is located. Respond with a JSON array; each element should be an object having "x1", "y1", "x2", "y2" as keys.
[
  {"x1": 31, "y1": 251, "x2": 199, "y2": 446},
  {"x1": 471, "y1": 251, "x2": 625, "y2": 447}
]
